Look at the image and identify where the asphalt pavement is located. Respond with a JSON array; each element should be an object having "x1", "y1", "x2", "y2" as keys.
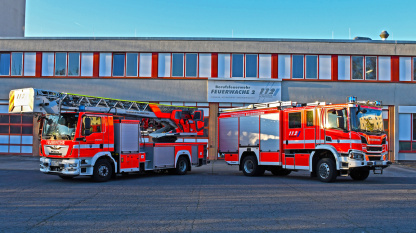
[{"x1": 1, "y1": 156, "x2": 416, "y2": 232}]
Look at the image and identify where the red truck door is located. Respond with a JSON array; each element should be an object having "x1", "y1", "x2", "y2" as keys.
[{"x1": 77, "y1": 115, "x2": 105, "y2": 157}]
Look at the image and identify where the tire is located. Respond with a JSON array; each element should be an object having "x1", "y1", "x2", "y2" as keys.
[
  {"x1": 270, "y1": 167, "x2": 291, "y2": 176},
  {"x1": 59, "y1": 175, "x2": 74, "y2": 180},
  {"x1": 350, "y1": 169, "x2": 370, "y2": 181},
  {"x1": 93, "y1": 159, "x2": 113, "y2": 182},
  {"x1": 316, "y1": 158, "x2": 337, "y2": 183},
  {"x1": 242, "y1": 155, "x2": 264, "y2": 176},
  {"x1": 174, "y1": 156, "x2": 189, "y2": 175}
]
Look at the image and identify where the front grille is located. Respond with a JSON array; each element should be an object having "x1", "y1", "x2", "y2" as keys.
[
  {"x1": 368, "y1": 156, "x2": 382, "y2": 161},
  {"x1": 367, "y1": 146, "x2": 382, "y2": 152}
]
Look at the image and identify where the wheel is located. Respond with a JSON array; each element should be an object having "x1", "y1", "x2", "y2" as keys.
[
  {"x1": 93, "y1": 159, "x2": 113, "y2": 182},
  {"x1": 350, "y1": 169, "x2": 370, "y2": 181},
  {"x1": 174, "y1": 156, "x2": 189, "y2": 175},
  {"x1": 270, "y1": 167, "x2": 291, "y2": 176},
  {"x1": 316, "y1": 158, "x2": 337, "y2": 183},
  {"x1": 242, "y1": 155, "x2": 264, "y2": 176},
  {"x1": 59, "y1": 175, "x2": 74, "y2": 180}
]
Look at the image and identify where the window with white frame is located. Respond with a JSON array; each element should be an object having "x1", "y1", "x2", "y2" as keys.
[
  {"x1": 319, "y1": 55, "x2": 331, "y2": 80},
  {"x1": 305, "y1": 55, "x2": 318, "y2": 79},
  {"x1": 24, "y1": 53, "x2": 36, "y2": 76},
  {"x1": 378, "y1": 56, "x2": 391, "y2": 81},
  {"x1": 99, "y1": 53, "x2": 112, "y2": 77},
  {"x1": 352, "y1": 56, "x2": 364, "y2": 80},
  {"x1": 158, "y1": 53, "x2": 171, "y2": 77},
  {"x1": 278, "y1": 54, "x2": 290, "y2": 79},
  {"x1": 112, "y1": 53, "x2": 125, "y2": 77},
  {"x1": 259, "y1": 54, "x2": 271, "y2": 79},
  {"x1": 0, "y1": 53, "x2": 10, "y2": 76},
  {"x1": 399, "y1": 57, "x2": 411, "y2": 81},
  {"x1": 11, "y1": 52, "x2": 22, "y2": 76},
  {"x1": 338, "y1": 56, "x2": 350, "y2": 80},
  {"x1": 399, "y1": 113, "x2": 416, "y2": 151},
  {"x1": 81, "y1": 53, "x2": 93, "y2": 77},
  {"x1": 232, "y1": 54, "x2": 244, "y2": 77},
  {"x1": 414, "y1": 58, "x2": 416, "y2": 81},
  {"x1": 199, "y1": 53, "x2": 211, "y2": 77},
  {"x1": 185, "y1": 53, "x2": 197, "y2": 77},
  {"x1": 292, "y1": 55, "x2": 304, "y2": 79},
  {"x1": 139, "y1": 53, "x2": 152, "y2": 77},
  {"x1": 218, "y1": 54, "x2": 230, "y2": 78},
  {"x1": 245, "y1": 54, "x2": 257, "y2": 78},
  {"x1": 126, "y1": 53, "x2": 138, "y2": 77},
  {"x1": 55, "y1": 52, "x2": 67, "y2": 76},
  {"x1": 172, "y1": 53, "x2": 184, "y2": 77},
  {"x1": 68, "y1": 53, "x2": 80, "y2": 76},
  {"x1": 42, "y1": 53, "x2": 54, "y2": 76},
  {"x1": 365, "y1": 56, "x2": 377, "y2": 80}
]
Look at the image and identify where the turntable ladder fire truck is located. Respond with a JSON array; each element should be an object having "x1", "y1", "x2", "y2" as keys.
[
  {"x1": 9, "y1": 88, "x2": 207, "y2": 182},
  {"x1": 218, "y1": 97, "x2": 391, "y2": 182}
]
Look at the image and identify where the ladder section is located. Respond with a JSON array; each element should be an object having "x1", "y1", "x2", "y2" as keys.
[{"x1": 9, "y1": 88, "x2": 195, "y2": 118}]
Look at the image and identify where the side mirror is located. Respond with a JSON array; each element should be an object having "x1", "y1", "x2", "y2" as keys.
[{"x1": 337, "y1": 117, "x2": 345, "y2": 130}]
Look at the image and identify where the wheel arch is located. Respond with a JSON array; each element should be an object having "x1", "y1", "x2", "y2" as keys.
[
  {"x1": 175, "y1": 150, "x2": 191, "y2": 171},
  {"x1": 239, "y1": 151, "x2": 258, "y2": 171},
  {"x1": 309, "y1": 145, "x2": 340, "y2": 173},
  {"x1": 91, "y1": 152, "x2": 118, "y2": 174}
]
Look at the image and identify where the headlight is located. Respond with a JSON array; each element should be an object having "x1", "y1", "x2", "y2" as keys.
[
  {"x1": 68, "y1": 163, "x2": 78, "y2": 167},
  {"x1": 350, "y1": 152, "x2": 364, "y2": 160}
]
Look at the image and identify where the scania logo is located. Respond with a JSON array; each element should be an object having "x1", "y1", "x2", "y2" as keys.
[{"x1": 50, "y1": 145, "x2": 62, "y2": 150}]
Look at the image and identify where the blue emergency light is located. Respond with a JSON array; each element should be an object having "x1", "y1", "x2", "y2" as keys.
[
  {"x1": 79, "y1": 105, "x2": 85, "y2": 112},
  {"x1": 375, "y1": 101, "x2": 382, "y2": 106},
  {"x1": 347, "y1": 96, "x2": 357, "y2": 103}
]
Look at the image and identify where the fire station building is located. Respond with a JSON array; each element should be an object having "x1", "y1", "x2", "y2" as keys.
[{"x1": 0, "y1": 37, "x2": 416, "y2": 161}]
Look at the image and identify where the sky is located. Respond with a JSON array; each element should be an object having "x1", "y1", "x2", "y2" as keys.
[{"x1": 25, "y1": 0, "x2": 416, "y2": 41}]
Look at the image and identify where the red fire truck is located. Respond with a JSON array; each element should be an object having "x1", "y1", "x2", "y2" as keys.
[
  {"x1": 218, "y1": 97, "x2": 391, "y2": 182},
  {"x1": 9, "y1": 88, "x2": 207, "y2": 182}
]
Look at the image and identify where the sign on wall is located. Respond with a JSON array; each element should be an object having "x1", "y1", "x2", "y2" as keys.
[{"x1": 208, "y1": 80, "x2": 281, "y2": 103}]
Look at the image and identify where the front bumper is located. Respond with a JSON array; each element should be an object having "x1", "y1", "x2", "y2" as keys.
[
  {"x1": 40, "y1": 157, "x2": 81, "y2": 176},
  {"x1": 347, "y1": 159, "x2": 391, "y2": 169}
]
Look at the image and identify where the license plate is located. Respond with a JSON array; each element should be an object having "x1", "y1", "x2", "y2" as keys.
[
  {"x1": 50, "y1": 160, "x2": 59, "y2": 166},
  {"x1": 375, "y1": 167, "x2": 382, "y2": 170}
]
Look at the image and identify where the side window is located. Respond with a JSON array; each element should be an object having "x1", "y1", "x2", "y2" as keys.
[
  {"x1": 288, "y1": 112, "x2": 302, "y2": 128},
  {"x1": 82, "y1": 116, "x2": 102, "y2": 136},
  {"x1": 306, "y1": 111, "x2": 314, "y2": 126},
  {"x1": 326, "y1": 109, "x2": 347, "y2": 129}
]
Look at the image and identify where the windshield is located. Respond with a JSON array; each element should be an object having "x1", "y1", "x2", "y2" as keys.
[
  {"x1": 350, "y1": 106, "x2": 384, "y2": 134},
  {"x1": 42, "y1": 114, "x2": 78, "y2": 140}
]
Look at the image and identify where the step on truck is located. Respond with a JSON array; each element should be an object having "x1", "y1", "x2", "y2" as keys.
[
  {"x1": 9, "y1": 88, "x2": 208, "y2": 182},
  {"x1": 218, "y1": 97, "x2": 391, "y2": 182}
]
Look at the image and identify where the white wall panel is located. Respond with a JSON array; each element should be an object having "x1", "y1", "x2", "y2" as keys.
[
  {"x1": 278, "y1": 55, "x2": 290, "y2": 79},
  {"x1": 199, "y1": 53, "x2": 211, "y2": 77},
  {"x1": 24, "y1": 52, "x2": 36, "y2": 76},
  {"x1": 22, "y1": 136, "x2": 33, "y2": 144},
  {"x1": 338, "y1": 56, "x2": 350, "y2": 80},
  {"x1": 139, "y1": 53, "x2": 152, "y2": 77},
  {"x1": 99, "y1": 53, "x2": 112, "y2": 77},
  {"x1": 319, "y1": 55, "x2": 331, "y2": 80},
  {"x1": 0, "y1": 135, "x2": 8, "y2": 144},
  {"x1": 10, "y1": 136, "x2": 21, "y2": 144},
  {"x1": 399, "y1": 57, "x2": 411, "y2": 81},
  {"x1": 158, "y1": 53, "x2": 171, "y2": 77},
  {"x1": 0, "y1": 146, "x2": 7, "y2": 153},
  {"x1": 259, "y1": 54, "x2": 271, "y2": 79},
  {"x1": 399, "y1": 114, "x2": 411, "y2": 140},
  {"x1": 378, "y1": 56, "x2": 391, "y2": 81},
  {"x1": 218, "y1": 54, "x2": 230, "y2": 78}
]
